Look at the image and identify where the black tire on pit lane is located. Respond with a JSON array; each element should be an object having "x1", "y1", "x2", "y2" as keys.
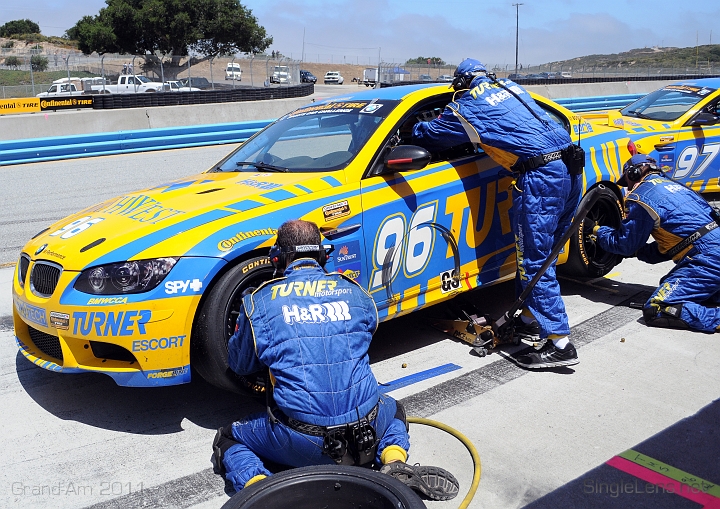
[
  {"x1": 191, "y1": 256, "x2": 274, "y2": 393},
  {"x1": 220, "y1": 465, "x2": 427, "y2": 509},
  {"x1": 559, "y1": 185, "x2": 624, "y2": 278}
]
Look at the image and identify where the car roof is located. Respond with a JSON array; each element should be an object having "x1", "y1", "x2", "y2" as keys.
[
  {"x1": 669, "y1": 77, "x2": 720, "y2": 88},
  {"x1": 312, "y1": 83, "x2": 450, "y2": 105}
]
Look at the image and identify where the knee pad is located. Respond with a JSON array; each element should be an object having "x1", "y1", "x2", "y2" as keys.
[
  {"x1": 394, "y1": 400, "x2": 409, "y2": 432},
  {"x1": 643, "y1": 303, "x2": 689, "y2": 330}
]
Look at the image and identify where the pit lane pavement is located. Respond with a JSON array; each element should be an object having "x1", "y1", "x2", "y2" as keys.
[{"x1": 1, "y1": 148, "x2": 719, "y2": 509}]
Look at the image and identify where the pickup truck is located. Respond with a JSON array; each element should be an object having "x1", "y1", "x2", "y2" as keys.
[
  {"x1": 162, "y1": 81, "x2": 201, "y2": 92},
  {"x1": 91, "y1": 75, "x2": 164, "y2": 94},
  {"x1": 37, "y1": 82, "x2": 85, "y2": 98}
]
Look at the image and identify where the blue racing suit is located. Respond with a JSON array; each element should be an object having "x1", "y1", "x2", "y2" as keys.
[
  {"x1": 413, "y1": 77, "x2": 580, "y2": 339},
  {"x1": 596, "y1": 173, "x2": 720, "y2": 332},
  {"x1": 223, "y1": 258, "x2": 410, "y2": 491}
]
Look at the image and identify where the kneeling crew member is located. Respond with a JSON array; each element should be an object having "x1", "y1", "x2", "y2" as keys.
[
  {"x1": 213, "y1": 219, "x2": 459, "y2": 501},
  {"x1": 594, "y1": 154, "x2": 720, "y2": 332}
]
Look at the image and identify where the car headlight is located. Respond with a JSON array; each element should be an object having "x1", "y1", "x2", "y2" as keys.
[{"x1": 74, "y1": 258, "x2": 178, "y2": 295}]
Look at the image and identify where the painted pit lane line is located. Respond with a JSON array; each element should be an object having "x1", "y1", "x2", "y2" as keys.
[{"x1": 81, "y1": 290, "x2": 649, "y2": 509}]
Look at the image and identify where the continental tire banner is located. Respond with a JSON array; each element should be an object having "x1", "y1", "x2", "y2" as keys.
[
  {"x1": 0, "y1": 98, "x2": 40, "y2": 115},
  {"x1": 39, "y1": 97, "x2": 94, "y2": 110}
]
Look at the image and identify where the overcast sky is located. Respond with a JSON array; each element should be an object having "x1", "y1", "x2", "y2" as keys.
[{"x1": 2, "y1": 0, "x2": 719, "y2": 68}]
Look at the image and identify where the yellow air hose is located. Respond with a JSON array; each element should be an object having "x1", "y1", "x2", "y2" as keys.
[{"x1": 407, "y1": 417, "x2": 481, "y2": 509}]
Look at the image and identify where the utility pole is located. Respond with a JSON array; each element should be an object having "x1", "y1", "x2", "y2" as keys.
[{"x1": 513, "y1": 3, "x2": 523, "y2": 76}]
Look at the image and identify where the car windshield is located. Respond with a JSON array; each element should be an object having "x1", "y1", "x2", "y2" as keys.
[
  {"x1": 215, "y1": 100, "x2": 399, "y2": 173},
  {"x1": 620, "y1": 84, "x2": 716, "y2": 121},
  {"x1": 136, "y1": 76, "x2": 151, "y2": 83}
]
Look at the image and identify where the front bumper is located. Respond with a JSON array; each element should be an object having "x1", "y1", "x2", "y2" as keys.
[{"x1": 12, "y1": 259, "x2": 196, "y2": 387}]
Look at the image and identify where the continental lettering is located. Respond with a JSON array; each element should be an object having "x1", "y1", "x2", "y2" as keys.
[
  {"x1": 72, "y1": 310, "x2": 151, "y2": 336},
  {"x1": 218, "y1": 228, "x2": 278, "y2": 252}
]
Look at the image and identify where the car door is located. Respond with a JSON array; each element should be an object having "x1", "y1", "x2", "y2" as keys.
[
  {"x1": 359, "y1": 99, "x2": 515, "y2": 319},
  {"x1": 667, "y1": 95, "x2": 720, "y2": 193}
]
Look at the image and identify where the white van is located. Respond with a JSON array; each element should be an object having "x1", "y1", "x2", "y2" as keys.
[
  {"x1": 560, "y1": 71, "x2": 572, "y2": 78},
  {"x1": 225, "y1": 63, "x2": 242, "y2": 81}
]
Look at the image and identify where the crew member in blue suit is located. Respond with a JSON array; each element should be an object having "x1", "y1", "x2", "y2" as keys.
[
  {"x1": 593, "y1": 154, "x2": 720, "y2": 332},
  {"x1": 412, "y1": 59, "x2": 582, "y2": 369},
  {"x1": 212, "y1": 220, "x2": 459, "y2": 501}
]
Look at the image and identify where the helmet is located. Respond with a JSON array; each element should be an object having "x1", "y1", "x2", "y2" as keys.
[
  {"x1": 618, "y1": 154, "x2": 658, "y2": 187},
  {"x1": 451, "y1": 58, "x2": 487, "y2": 90}
]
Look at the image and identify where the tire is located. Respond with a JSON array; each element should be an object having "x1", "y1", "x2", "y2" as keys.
[
  {"x1": 221, "y1": 465, "x2": 426, "y2": 509},
  {"x1": 559, "y1": 185, "x2": 624, "y2": 277},
  {"x1": 192, "y1": 256, "x2": 274, "y2": 392}
]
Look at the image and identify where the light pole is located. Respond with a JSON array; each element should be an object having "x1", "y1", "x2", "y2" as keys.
[{"x1": 512, "y1": 3, "x2": 523, "y2": 76}]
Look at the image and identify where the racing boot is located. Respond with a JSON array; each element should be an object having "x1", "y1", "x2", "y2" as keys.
[
  {"x1": 514, "y1": 340, "x2": 578, "y2": 369},
  {"x1": 513, "y1": 320, "x2": 546, "y2": 348},
  {"x1": 212, "y1": 426, "x2": 239, "y2": 476},
  {"x1": 643, "y1": 303, "x2": 690, "y2": 330},
  {"x1": 380, "y1": 462, "x2": 459, "y2": 501}
]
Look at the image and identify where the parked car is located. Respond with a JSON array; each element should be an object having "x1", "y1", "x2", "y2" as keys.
[
  {"x1": 324, "y1": 71, "x2": 344, "y2": 84},
  {"x1": 507, "y1": 74, "x2": 526, "y2": 81},
  {"x1": 524, "y1": 73, "x2": 547, "y2": 80},
  {"x1": 225, "y1": 63, "x2": 242, "y2": 81},
  {"x1": 584, "y1": 77, "x2": 720, "y2": 206},
  {"x1": 162, "y1": 81, "x2": 201, "y2": 92},
  {"x1": 559, "y1": 71, "x2": 572, "y2": 79},
  {"x1": 178, "y1": 77, "x2": 212, "y2": 90},
  {"x1": 300, "y1": 70, "x2": 317, "y2": 83},
  {"x1": 418, "y1": 74, "x2": 433, "y2": 82},
  {"x1": 437, "y1": 74, "x2": 454, "y2": 82},
  {"x1": 13, "y1": 83, "x2": 631, "y2": 392}
]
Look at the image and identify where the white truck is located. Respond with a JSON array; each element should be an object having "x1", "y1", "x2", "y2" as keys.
[
  {"x1": 37, "y1": 77, "x2": 107, "y2": 97},
  {"x1": 362, "y1": 68, "x2": 378, "y2": 87},
  {"x1": 225, "y1": 63, "x2": 242, "y2": 81},
  {"x1": 162, "y1": 81, "x2": 201, "y2": 92},
  {"x1": 91, "y1": 75, "x2": 164, "y2": 94},
  {"x1": 270, "y1": 66, "x2": 291, "y2": 84}
]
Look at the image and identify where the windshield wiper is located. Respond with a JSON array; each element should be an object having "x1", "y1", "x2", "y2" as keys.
[
  {"x1": 234, "y1": 161, "x2": 288, "y2": 173},
  {"x1": 624, "y1": 109, "x2": 652, "y2": 120}
]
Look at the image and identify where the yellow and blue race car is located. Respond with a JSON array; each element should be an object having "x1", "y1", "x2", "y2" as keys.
[
  {"x1": 12, "y1": 83, "x2": 632, "y2": 391},
  {"x1": 586, "y1": 78, "x2": 720, "y2": 207}
]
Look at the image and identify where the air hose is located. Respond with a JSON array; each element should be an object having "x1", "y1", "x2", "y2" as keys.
[{"x1": 407, "y1": 417, "x2": 481, "y2": 509}]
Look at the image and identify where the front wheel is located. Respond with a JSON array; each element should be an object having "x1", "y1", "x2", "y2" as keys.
[
  {"x1": 192, "y1": 256, "x2": 274, "y2": 392},
  {"x1": 559, "y1": 185, "x2": 624, "y2": 277}
]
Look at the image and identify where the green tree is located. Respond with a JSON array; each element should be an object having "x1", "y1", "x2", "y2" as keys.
[
  {"x1": 69, "y1": 0, "x2": 272, "y2": 80},
  {"x1": 30, "y1": 54, "x2": 48, "y2": 71},
  {"x1": 406, "y1": 56, "x2": 446, "y2": 66},
  {"x1": 0, "y1": 19, "x2": 41, "y2": 37},
  {"x1": 4, "y1": 56, "x2": 21, "y2": 69}
]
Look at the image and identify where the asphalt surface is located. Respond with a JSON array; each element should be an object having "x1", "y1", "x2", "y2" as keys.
[{"x1": 2, "y1": 147, "x2": 719, "y2": 509}]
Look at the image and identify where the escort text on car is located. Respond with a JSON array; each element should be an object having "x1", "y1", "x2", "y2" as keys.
[{"x1": 13, "y1": 82, "x2": 632, "y2": 392}]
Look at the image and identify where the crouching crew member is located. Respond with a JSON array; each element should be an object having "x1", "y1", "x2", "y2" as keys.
[
  {"x1": 594, "y1": 154, "x2": 720, "y2": 332},
  {"x1": 212, "y1": 219, "x2": 459, "y2": 501}
]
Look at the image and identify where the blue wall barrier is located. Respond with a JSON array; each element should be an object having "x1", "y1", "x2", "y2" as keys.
[{"x1": 0, "y1": 93, "x2": 642, "y2": 166}]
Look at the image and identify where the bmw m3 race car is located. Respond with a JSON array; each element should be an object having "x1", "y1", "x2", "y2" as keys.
[
  {"x1": 584, "y1": 78, "x2": 720, "y2": 207},
  {"x1": 13, "y1": 83, "x2": 633, "y2": 391}
]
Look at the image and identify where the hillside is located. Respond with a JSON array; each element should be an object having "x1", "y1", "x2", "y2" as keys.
[{"x1": 539, "y1": 44, "x2": 720, "y2": 71}]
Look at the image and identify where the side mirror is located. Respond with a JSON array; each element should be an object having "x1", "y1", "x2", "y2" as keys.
[
  {"x1": 687, "y1": 112, "x2": 719, "y2": 127},
  {"x1": 381, "y1": 145, "x2": 431, "y2": 173}
]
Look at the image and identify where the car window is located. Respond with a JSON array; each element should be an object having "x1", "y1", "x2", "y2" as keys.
[
  {"x1": 620, "y1": 84, "x2": 716, "y2": 121},
  {"x1": 214, "y1": 100, "x2": 400, "y2": 173}
]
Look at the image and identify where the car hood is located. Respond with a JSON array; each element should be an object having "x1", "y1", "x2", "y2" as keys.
[{"x1": 24, "y1": 171, "x2": 347, "y2": 271}]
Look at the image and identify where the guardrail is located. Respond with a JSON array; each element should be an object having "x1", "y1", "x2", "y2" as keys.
[{"x1": 0, "y1": 93, "x2": 642, "y2": 166}]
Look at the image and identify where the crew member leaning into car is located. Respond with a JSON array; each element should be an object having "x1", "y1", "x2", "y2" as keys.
[
  {"x1": 593, "y1": 154, "x2": 720, "y2": 332},
  {"x1": 212, "y1": 220, "x2": 459, "y2": 501},
  {"x1": 411, "y1": 59, "x2": 582, "y2": 369}
]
